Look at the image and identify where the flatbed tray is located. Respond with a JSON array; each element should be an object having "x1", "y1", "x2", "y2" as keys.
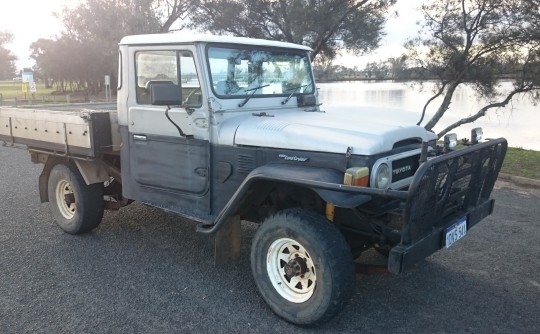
[{"x1": 0, "y1": 103, "x2": 117, "y2": 157}]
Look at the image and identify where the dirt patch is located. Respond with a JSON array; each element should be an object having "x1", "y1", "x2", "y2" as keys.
[{"x1": 495, "y1": 179, "x2": 540, "y2": 198}]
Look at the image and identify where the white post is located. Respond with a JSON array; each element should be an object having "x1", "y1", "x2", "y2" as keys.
[{"x1": 104, "y1": 75, "x2": 111, "y2": 102}]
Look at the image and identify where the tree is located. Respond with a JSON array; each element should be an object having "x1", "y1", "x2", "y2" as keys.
[
  {"x1": 189, "y1": 0, "x2": 396, "y2": 61},
  {"x1": 30, "y1": 36, "x2": 105, "y2": 94},
  {"x1": 155, "y1": 0, "x2": 196, "y2": 32},
  {"x1": 388, "y1": 55, "x2": 408, "y2": 80},
  {"x1": 59, "y1": 0, "x2": 164, "y2": 90},
  {"x1": 30, "y1": 0, "x2": 194, "y2": 94},
  {"x1": 408, "y1": 0, "x2": 540, "y2": 138},
  {"x1": 30, "y1": 38, "x2": 63, "y2": 89},
  {"x1": 0, "y1": 31, "x2": 17, "y2": 79},
  {"x1": 364, "y1": 61, "x2": 389, "y2": 79}
]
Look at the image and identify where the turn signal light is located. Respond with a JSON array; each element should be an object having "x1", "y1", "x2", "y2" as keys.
[{"x1": 344, "y1": 167, "x2": 369, "y2": 187}]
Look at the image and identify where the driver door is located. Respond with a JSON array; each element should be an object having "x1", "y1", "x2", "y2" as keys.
[{"x1": 126, "y1": 47, "x2": 209, "y2": 209}]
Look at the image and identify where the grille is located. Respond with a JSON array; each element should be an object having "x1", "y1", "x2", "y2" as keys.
[{"x1": 392, "y1": 154, "x2": 420, "y2": 182}]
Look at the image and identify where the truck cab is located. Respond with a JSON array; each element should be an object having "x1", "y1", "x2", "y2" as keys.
[{"x1": 117, "y1": 34, "x2": 436, "y2": 221}]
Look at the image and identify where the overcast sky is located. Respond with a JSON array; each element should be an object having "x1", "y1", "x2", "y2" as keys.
[
  {"x1": 0, "y1": 0, "x2": 67, "y2": 69},
  {"x1": 0, "y1": 0, "x2": 425, "y2": 70}
]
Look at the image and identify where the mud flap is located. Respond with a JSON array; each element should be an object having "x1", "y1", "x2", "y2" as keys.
[{"x1": 214, "y1": 215, "x2": 241, "y2": 265}]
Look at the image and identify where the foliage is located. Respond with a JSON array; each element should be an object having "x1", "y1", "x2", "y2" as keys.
[
  {"x1": 0, "y1": 31, "x2": 17, "y2": 80},
  {"x1": 30, "y1": 0, "x2": 193, "y2": 94},
  {"x1": 188, "y1": 0, "x2": 396, "y2": 61},
  {"x1": 407, "y1": 0, "x2": 540, "y2": 138},
  {"x1": 364, "y1": 61, "x2": 389, "y2": 79},
  {"x1": 30, "y1": 37, "x2": 106, "y2": 93},
  {"x1": 313, "y1": 62, "x2": 362, "y2": 81},
  {"x1": 387, "y1": 55, "x2": 408, "y2": 79}
]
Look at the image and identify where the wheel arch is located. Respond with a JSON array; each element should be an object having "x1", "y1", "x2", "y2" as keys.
[
  {"x1": 35, "y1": 154, "x2": 110, "y2": 203},
  {"x1": 197, "y1": 164, "x2": 372, "y2": 234},
  {"x1": 36, "y1": 155, "x2": 69, "y2": 203}
]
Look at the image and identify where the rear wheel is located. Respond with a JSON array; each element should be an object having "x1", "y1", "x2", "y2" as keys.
[
  {"x1": 48, "y1": 163, "x2": 104, "y2": 234},
  {"x1": 250, "y1": 208, "x2": 355, "y2": 326}
]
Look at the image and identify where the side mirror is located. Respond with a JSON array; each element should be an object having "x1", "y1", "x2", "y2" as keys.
[{"x1": 150, "y1": 83, "x2": 182, "y2": 106}]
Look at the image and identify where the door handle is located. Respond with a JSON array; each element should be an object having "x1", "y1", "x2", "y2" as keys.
[{"x1": 133, "y1": 134, "x2": 147, "y2": 141}]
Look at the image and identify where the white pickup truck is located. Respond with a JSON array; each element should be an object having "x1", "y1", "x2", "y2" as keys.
[{"x1": 0, "y1": 33, "x2": 507, "y2": 325}]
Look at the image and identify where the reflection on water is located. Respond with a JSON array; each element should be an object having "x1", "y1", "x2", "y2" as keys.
[{"x1": 318, "y1": 81, "x2": 539, "y2": 150}]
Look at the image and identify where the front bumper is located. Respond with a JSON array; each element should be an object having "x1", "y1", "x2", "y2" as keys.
[
  {"x1": 386, "y1": 138, "x2": 507, "y2": 274},
  {"x1": 388, "y1": 199, "x2": 494, "y2": 274}
]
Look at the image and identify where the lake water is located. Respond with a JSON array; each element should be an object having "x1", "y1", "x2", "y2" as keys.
[{"x1": 318, "y1": 81, "x2": 539, "y2": 150}]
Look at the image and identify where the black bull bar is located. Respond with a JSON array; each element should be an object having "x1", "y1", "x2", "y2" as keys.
[{"x1": 387, "y1": 138, "x2": 508, "y2": 274}]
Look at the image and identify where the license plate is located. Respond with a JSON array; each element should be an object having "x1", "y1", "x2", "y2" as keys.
[{"x1": 445, "y1": 218, "x2": 467, "y2": 248}]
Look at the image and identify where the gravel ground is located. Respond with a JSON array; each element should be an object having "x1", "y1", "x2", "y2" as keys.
[{"x1": 1, "y1": 144, "x2": 539, "y2": 333}]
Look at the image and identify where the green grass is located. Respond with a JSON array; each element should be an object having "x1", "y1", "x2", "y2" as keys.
[
  {"x1": 501, "y1": 147, "x2": 540, "y2": 180},
  {"x1": 439, "y1": 142, "x2": 540, "y2": 180},
  {"x1": 0, "y1": 80, "x2": 57, "y2": 101}
]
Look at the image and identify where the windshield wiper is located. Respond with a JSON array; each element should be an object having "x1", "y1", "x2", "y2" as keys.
[
  {"x1": 238, "y1": 84, "x2": 270, "y2": 107},
  {"x1": 281, "y1": 84, "x2": 312, "y2": 105}
]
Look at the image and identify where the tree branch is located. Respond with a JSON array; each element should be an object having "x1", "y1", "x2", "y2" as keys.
[
  {"x1": 435, "y1": 87, "x2": 533, "y2": 138},
  {"x1": 310, "y1": 0, "x2": 370, "y2": 59},
  {"x1": 417, "y1": 81, "x2": 448, "y2": 125}
]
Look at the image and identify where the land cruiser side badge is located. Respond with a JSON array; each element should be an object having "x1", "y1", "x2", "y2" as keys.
[{"x1": 278, "y1": 154, "x2": 309, "y2": 162}]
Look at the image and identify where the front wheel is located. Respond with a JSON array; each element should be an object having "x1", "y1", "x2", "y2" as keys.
[
  {"x1": 48, "y1": 163, "x2": 104, "y2": 234},
  {"x1": 250, "y1": 208, "x2": 355, "y2": 326}
]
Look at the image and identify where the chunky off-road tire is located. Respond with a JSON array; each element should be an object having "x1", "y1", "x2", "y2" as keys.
[
  {"x1": 48, "y1": 163, "x2": 104, "y2": 234},
  {"x1": 250, "y1": 208, "x2": 355, "y2": 326}
]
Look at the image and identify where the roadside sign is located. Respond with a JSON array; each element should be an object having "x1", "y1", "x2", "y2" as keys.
[
  {"x1": 29, "y1": 82, "x2": 37, "y2": 93},
  {"x1": 22, "y1": 83, "x2": 28, "y2": 93},
  {"x1": 22, "y1": 71, "x2": 33, "y2": 83}
]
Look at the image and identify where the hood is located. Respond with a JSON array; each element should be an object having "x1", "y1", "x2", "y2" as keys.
[{"x1": 222, "y1": 109, "x2": 436, "y2": 156}]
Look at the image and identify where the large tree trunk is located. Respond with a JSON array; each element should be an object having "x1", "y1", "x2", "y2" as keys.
[{"x1": 424, "y1": 81, "x2": 460, "y2": 131}]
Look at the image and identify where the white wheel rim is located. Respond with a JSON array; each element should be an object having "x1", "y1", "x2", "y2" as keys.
[
  {"x1": 266, "y1": 238, "x2": 316, "y2": 303},
  {"x1": 56, "y1": 179, "x2": 76, "y2": 220}
]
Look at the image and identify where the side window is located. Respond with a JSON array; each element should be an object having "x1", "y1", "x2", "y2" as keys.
[{"x1": 135, "y1": 50, "x2": 202, "y2": 107}]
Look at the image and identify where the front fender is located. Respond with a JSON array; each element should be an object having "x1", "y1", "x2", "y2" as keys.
[
  {"x1": 248, "y1": 164, "x2": 373, "y2": 208},
  {"x1": 197, "y1": 164, "x2": 407, "y2": 234}
]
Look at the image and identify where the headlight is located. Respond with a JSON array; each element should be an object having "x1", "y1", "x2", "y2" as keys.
[{"x1": 373, "y1": 163, "x2": 391, "y2": 189}]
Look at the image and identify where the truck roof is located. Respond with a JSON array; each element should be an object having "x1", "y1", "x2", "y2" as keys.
[{"x1": 119, "y1": 33, "x2": 313, "y2": 51}]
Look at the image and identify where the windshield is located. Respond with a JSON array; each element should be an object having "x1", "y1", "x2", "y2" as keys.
[{"x1": 207, "y1": 46, "x2": 315, "y2": 98}]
